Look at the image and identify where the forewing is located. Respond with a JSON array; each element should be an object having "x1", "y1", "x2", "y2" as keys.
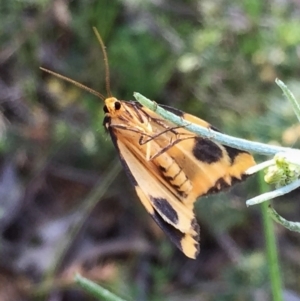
[{"x1": 108, "y1": 128, "x2": 199, "y2": 259}]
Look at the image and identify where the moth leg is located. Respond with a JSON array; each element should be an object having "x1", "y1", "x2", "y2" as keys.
[
  {"x1": 150, "y1": 136, "x2": 196, "y2": 160},
  {"x1": 139, "y1": 126, "x2": 194, "y2": 145},
  {"x1": 110, "y1": 124, "x2": 153, "y2": 138}
]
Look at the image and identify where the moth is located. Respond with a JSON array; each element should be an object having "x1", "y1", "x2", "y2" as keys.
[{"x1": 41, "y1": 29, "x2": 256, "y2": 259}]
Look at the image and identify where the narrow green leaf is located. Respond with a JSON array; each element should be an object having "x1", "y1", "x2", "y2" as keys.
[
  {"x1": 268, "y1": 206, "x2": 300, "y2": 232},
  {"x1": 134, "y1": 92, "x2": 293, "y2": 156},
  {"x1": 75, "y1": 274, "x2": 128, "y2": 301},
  {"x1": 276, "y1": 78, "x2": 300, "y2": 122},
  {"x1": 259, "y1": 172, "x2": 283, "y2": 301}
]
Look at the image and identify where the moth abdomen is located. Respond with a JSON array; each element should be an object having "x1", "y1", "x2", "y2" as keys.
[{"x1": 154, "y1": 155, "x2": 193, "y2": 198}]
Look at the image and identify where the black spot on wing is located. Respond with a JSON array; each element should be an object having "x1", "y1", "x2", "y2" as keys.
[
  {"x1": 130, "y1": 101, "x2": 142, "y2": 108},
  {"x1": 160, "y1": 104, "x2": 185, "y2": 117},
  {"x1": 150, "y1": 197, "x2": 178, "y2": 224},
  {"x1": 223, "y1": 145, "x2": 251, "y2": 165},
  {"x1": 151, "y1": 210, "x2": 185, "y2": 252},
  {"x1": 206, "y1": 178, "x2": 231, "y2": 195},
  {"x1": 154, "y1": 211, "x2": 200, "y2": 257},
  {"x1": 210, "y1": 125, "x2": 220, "y2": 132},
  {"x1": 233, "y1": 173, "x2": 250, "y2": 183},
  {"x1": 192, "y1": 137, "x2": 223, "y2": 164},
  {"x1": 151, "y1": 209, "x2": 200, "y2": 257},
  {"x1": 191, "y1": 218, "x2": 200, "y2": 241},
  {"x1": 205, "y1": 174, "x2": 250, "y2": 195}
]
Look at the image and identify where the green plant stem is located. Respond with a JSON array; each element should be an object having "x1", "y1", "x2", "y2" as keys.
[
  {"x1": 268, "y1": 206, "x2": 300, "y2": 233},
  {"x1": 276, "y1": 79, "x2": 300, "y2": 122},
  {"x1": 246, "y1": 178, "x2": 300, "y2": 206},
  {"x1": 134, "y1": 92, "x2": 295, "y2": 156},
  {"x1": 259, "y1": 172, "x2": 283, "y2": 301},
  {"x1": 75, "y1": 274, "x2": 128, "y2": 301}
]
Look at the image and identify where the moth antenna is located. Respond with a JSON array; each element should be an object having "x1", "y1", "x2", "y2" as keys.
[
  {"x1": 92, "y1": 27, "x2": 112, "y2": 98},
  {"x1": 40, "y1": 67, "x2": 106, "y2": 100}
]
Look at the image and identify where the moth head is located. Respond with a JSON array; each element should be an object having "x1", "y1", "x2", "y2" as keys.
[{"x1": 103, "y1": 97, "x2": 123, "y2": 117}]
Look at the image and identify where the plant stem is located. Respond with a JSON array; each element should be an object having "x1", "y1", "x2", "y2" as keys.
[
  {"x1": 134, "y1": 92, "x2": 295, "y2": 156},
  {"x1": 259, "y1": 172, "x2": 283, "y2": 301},
  {"x1": 75, "y1": 274, "x2": 128, "y2": 301}
]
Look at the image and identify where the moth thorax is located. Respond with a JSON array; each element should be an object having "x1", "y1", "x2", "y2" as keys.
[{"x1": 153, "y1": 153, "x2": 192, "y2": 197}]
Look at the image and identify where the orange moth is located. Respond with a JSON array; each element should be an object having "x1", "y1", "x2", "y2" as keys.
[{"x1": 41, "y1": 28, "x2": 256, "y2": 259}]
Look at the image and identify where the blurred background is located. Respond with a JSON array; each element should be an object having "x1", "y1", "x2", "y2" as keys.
[{"x1": 1, "y1": 0, "x2": 300, "y2": 300}]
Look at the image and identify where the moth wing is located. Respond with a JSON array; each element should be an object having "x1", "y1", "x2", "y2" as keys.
[
  {"x1": 110, "y1": 131, "x2": 199, "y2": 259},
  {"x1": 179, "y1": 111, "x2": 256, "y2": 179},
  {"x1": 142, "y1": 105, "x2": 256, "y2": 204},
  {"x1": 151, "y1": 104, "x2": 256, "y2": 178}
]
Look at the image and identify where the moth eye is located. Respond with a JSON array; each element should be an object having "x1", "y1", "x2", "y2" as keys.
[
  {"x1": 114, "y1": 101, "x2": 121, "y2": 110},
  {"x1": 103, "y1": 105, "x2": 109, "y2": 113}
]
